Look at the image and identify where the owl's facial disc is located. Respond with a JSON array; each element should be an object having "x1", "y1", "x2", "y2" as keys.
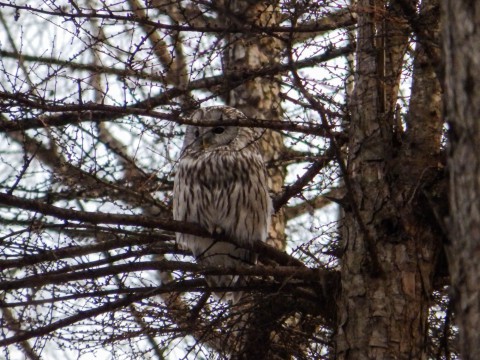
[
  {"x1": 202, "y1": 127, "x2": 224, "y2": 148},
  {"x1": 187, "y1": 107, "x2": 244, "y2": 151},
  {"x1": 198, "y1": 126, "x2": 238, "y2": 149}
]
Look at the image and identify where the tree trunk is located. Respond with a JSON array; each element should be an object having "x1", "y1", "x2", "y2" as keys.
[
  {"x1": 336, "y1": 1, "x2": 441, "y2": 358},
  {"x1": 222, "y1": 0, "x2": 286, "y2": 250},
  {"x1": 443, "y1": 1, "x2": 480, "y2": 358},
  {"x1": 219, "y1": 2, "x2": 292, "y2": 359}
]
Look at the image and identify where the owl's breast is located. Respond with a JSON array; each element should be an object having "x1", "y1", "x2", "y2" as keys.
[{"x1": 174, "y1": 147, "x2": 271, "y2": 245}]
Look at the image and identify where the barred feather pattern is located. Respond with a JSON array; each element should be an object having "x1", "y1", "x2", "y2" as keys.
[{"x1": 173, "y1": 106, "x2": 272, "y2": 301}]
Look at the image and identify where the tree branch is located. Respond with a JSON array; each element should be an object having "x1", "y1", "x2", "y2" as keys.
[
  {"x1": 0, "y1": 259, "x2": 329, "y2": 292},
  {"x1": 0, "y1": 2, "x2": 354, "y2": 35},
  {"x1": 0, "y1": 45, "x2": 351, "y2": 133},
  {"x1": 284, "y1": 187, "x2": 346, "y2": 220},
  {"x1": 0, "y1": 191, "x2": 306, "y2": 268},
  {"x1": 273, "y1": 143, "x2": 342, "y2": 212}
]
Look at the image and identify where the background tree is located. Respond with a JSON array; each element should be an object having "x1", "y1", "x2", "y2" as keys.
[
  {"x1": 0, "y1": 0, "x2": 461, "y2": 359},
  {"x1": 444, "y1": 0, "x2": 480, "y2": 358}
]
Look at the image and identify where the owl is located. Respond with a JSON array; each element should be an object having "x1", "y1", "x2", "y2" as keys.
[{"x1": 173, "y1": 106, "x2": 272, "y2": 302}]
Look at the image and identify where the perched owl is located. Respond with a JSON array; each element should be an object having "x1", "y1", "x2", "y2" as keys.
[{"x1": 173, "y1": 106, "x2": 272, "y2": 301}]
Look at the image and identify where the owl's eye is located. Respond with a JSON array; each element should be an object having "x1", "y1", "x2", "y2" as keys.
[
  {"x1": 194, "y1": 129, "x2": 200, "y2": 138},
  {"x1": 212, "y1": 127, "x2": 225, "y2": 134}
]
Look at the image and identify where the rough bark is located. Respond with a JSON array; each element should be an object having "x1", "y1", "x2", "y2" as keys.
[
  {"x1": 336, "y1": 1, "x2": 442, "y2": 358},
  {"x1": 219, "y1": 1, "x2": 291, "y2": 359},
  {"x1": 443, "y1": 0, "x2": 480, "y2": 358}
]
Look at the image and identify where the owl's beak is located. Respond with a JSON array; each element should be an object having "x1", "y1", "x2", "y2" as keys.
[{"x1": 201, "y1": 133, "x2": 213, "y2": 149}]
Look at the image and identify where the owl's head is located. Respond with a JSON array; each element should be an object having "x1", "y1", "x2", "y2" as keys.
[{"x1": 182, "y1": 106, "x2": 251, "y2": 153}]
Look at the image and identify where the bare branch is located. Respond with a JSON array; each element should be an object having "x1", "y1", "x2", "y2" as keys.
[
  {"x1": 0, "y1": 2, "x2": 355, "y2": 35},
  {"x1": 285, "y1": 187, "x2": 346, "y2": 220},
  {"x1": 273, "y1": 142, "x2": 342, "y2": 212}
]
